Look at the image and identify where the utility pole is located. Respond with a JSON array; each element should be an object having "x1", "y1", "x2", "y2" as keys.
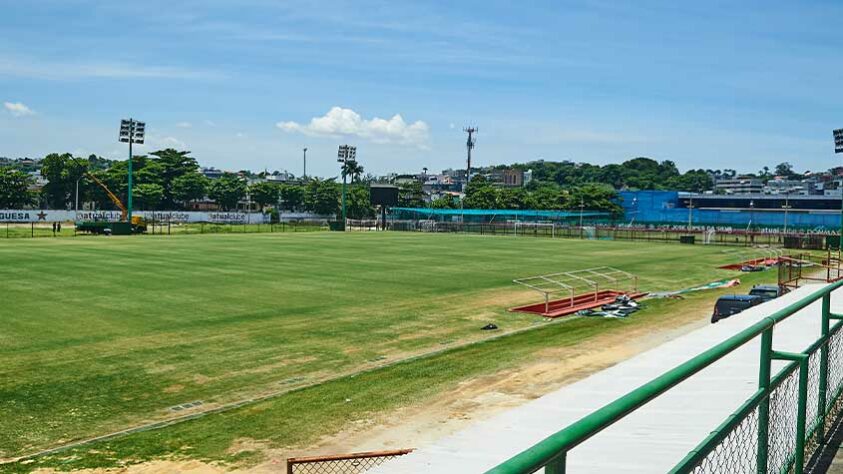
[{"x1": 303, "y1": 147, "x2": 308, "y2": 180}]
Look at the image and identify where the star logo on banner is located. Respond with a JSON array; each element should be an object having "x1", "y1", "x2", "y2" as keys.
[{"x1": 37, "y1": 211, "x2": 47, "y2": 221}]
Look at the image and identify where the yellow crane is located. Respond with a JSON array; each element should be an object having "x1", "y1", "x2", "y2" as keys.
[{"x1": 77, "y1": 173, "x2": 146, "y2": 234}]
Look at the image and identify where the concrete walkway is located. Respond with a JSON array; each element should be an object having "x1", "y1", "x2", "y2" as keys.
[{"x1": 373, "y1": 284, "x2": 841, "y2": 473}]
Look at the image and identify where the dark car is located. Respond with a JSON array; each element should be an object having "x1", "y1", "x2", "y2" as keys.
[
  {"x1": 711, "y1": 295, "x2": 763, "y2": 323},
  {"x1": 749, "y1": 285, "x2": 783, "y2": 302}
]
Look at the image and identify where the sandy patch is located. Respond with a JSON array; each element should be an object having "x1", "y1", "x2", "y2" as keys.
[{"x1": 163, "y1": 384, "x2": 184, "y2": 394}]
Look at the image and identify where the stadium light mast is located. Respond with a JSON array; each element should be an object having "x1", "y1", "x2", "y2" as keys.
[
  {"x1": 337, "y1": 145, "x2": 357, "y2": 230},
  {"x1": 834, "y1": 128, "x2": 843, "y2": 247},
  {"x1": 118, "y1": 119, "x2": 145, "y2": 222},
  {"x1": 748, "y1": 199, "x2": 755, "y2": 234}
]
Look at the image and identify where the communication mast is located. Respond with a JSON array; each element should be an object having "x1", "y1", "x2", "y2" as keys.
[{"x1": 464, "y1": 127, "x2": 477, "y2": 190}]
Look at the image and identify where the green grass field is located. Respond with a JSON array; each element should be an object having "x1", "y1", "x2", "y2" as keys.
[{"x1": 0, "y1": 232, "x2": 774, "y2": 471}]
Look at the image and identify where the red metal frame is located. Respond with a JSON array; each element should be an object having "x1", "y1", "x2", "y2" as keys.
[{"x1": 510, "y1": 290, "x2": 648, "y2": 318}]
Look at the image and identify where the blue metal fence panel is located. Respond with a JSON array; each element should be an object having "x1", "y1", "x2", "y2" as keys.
[{"x1": 618, "y1": 191, "x2": 841, "y2": 230}]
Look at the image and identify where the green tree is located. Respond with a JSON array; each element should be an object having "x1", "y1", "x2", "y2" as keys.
[
  {"x1": 347, "y1": 186, "x2": 375, "y2": 219},
  {"x1": 775, "y1": 162, "x2": 797, "y2": 178},
  {"x1": 666, "y1": 169, "x2": 713, "y2": 193},
  {"x1": 305, "y1": 179, "x2": 341, "y2": 216},
  {"x1": 497, "y1": 187, "x2": 534, "y2": 210},
  {"x1": 172, "y1": 173, "x2": 209, "y2": 208},
  {"x1": 249, "y1": 181, "x2": 280, "y2": 211},
  {"x1": 342, "y1": 161, "x2": 365, "y2": 184},
  {"x1": 565, "y1": 184, "x2": 622, "y2": 216},
  {"x1": 149, "y1": 149, "x2": 200, "y2": 209},
  {"x1": 0, "y1": 167, "x2": 34, "y2": 208},
  {"x1": 279, "y1": 184, "x2": 306, "y2": 211},
  {"x1": 463, "y1": 175, "x2": 497, "y2": 209},
  {"x1": 398, "y1": 181, "x2": 425, "y2": 207},
  {"x1": 133, "y1": 183, "x2": 164, "y2": 210},
  {"x1": 208, "y1": 173, "x2": 247, "y2": 211},
  {"x1": 40, "y1": 153, "x2": 87, "y2": 208},
  {"x1": 431, "y1": 194, "x2": 459, "y2": 209},
  {"x1": 464, "y1": 186, "x2": 498, "y2": 209},
  {"x1": 530, "y1": 184, "x2": 565, "y2": 210}
]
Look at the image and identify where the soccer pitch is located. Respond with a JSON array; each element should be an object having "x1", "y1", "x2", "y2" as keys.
[{"x1": 0, "y1": 232, "x2": 769, "y2": 470}]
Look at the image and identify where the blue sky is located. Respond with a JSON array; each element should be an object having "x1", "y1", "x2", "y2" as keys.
[{"x1": 1, "y1": 0, "x2": 842, "y2": 177}]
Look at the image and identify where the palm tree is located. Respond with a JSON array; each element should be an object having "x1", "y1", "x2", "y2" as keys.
[{"x1": 342, "y1": 161, "x2": 364, "y2": 184}]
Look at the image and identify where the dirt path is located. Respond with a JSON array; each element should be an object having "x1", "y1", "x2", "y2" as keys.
[
  {"x1": 303, "y1": 307, "x2": 709, "y2": 457},
  {"x1": 32, "y1": 298, "x2": 714, "y2": 474}
]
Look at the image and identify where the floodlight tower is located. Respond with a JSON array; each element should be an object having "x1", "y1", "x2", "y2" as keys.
[
  {"x1": 337, "y1": 144, "x2": 357, "y2": 230},
  {"x1": 463, "y1": 127, "x2": 477, "y2": 190},
  {"x1": 118, "y1": 119, "x2": 145, "y2": 222},
  {"x1": 834, "y1": 128, "x2": 843, "y2": 246}
]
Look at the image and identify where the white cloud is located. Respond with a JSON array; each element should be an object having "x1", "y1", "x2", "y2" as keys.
[
  {"x1": 140, "y1": 134, "x2": 188, "y2": 150},
  {"x1": 276, "y1": 106, "x2": 429, "y2": 147},
  {"x1": 204, "y1": 120, "x2": 216, "y2": 127},
  {"x1": 235, "y1": 132, "x2": 246, "y2": 138},
  {"x1": 4, "y1": 101, "x2": 35, "y2": 117},
  {"x1": 0, "y1": 56, "x2": 221, "y2": 81},
  {"x1": 162, "y1": 136, "x2": 187, "y2": 149},
  {"x1": 175, "y1": 121, "x2": 192, "y2": 128}
]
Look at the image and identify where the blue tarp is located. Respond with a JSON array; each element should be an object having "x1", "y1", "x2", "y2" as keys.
[{"x1": 391, "y1": 207, "x2": 610, "y2": 223}]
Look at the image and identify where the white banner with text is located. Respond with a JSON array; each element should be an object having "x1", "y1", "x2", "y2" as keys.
[{"x1": 0, "y1": 210, "x2": 326, "y2": 223}]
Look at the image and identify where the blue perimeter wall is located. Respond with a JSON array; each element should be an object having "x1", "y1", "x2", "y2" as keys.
[{"x1": 619, "y1": 190, "x2": 840, "y2": 230}]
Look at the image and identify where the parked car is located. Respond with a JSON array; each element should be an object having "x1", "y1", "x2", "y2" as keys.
[
  {"x1": 749, "y1": 285, "x2": 783, "y2": 302},
  {"x1": 711, "y1": 295, "x2": 763, "y2": 323}
]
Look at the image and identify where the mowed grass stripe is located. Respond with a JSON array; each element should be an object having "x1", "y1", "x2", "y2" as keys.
[
  {"x1": 0, "y1": 232, "x2": 741, "y2": 457},
  {"x1": 2, "y1": 270, "x2": 776, "y2": 473}
]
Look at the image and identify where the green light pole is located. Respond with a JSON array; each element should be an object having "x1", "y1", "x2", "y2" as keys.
[
  {"x1": 337, "y1": 145, "x2": 357, "y2": 231},
  {"x1": 119, "y1": 119, "x2": 145, "y2": 223},
  {"x1": 835, "y1": 129, "x2": 843, "y2": 248}
]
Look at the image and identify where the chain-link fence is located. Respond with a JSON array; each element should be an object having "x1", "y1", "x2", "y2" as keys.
[
  {"x1": 287, "y1": 449, "x2": 413, "y2": 474},
  {"x1": 683, "y1": 322, "x2": 843, "y2": 473},
  {"x1": 0, "y1": 220, "x2": 327, "y2": 238},
  {"x1": 387, "y1": 220, "x2": 835, "y2": 249}
]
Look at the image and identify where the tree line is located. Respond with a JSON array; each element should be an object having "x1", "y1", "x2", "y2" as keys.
[
  {"x1": 0, "y1": 152, "x2": 822, "y2": 215},
  {"x1": 0, "y1": 150, "x2": 382, "y2": 219}
]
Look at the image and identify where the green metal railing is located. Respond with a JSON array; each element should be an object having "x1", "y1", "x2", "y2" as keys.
[{"x1": 487, "y1": 280, "x2": 843, "y2": 474}]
